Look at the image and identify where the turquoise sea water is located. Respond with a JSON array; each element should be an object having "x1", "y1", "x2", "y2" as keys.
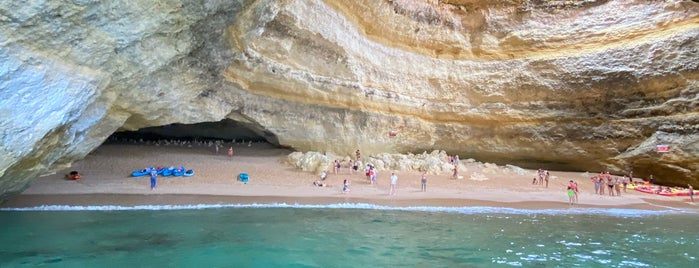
[{"x1": 1, "y1": 204, "x2": 698, "y2": 267}]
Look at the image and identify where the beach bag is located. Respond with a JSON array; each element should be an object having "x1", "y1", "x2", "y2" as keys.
[{"x1": 238, "y1": 173, "x2": 249, "y2": 183}]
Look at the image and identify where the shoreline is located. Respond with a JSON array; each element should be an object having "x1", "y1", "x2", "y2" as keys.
[
  {"x1": 2, "y1": 143, "x2": 696, "y2": 212},
  {"x1": 3, "y1": 193, "x2": 695, "y2": 212}
]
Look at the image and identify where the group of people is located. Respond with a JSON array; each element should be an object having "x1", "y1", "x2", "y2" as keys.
[
  {"x1": 313, "y1": 148, "x2": 434, "y2": 196},
  {"x1": 591, "y1": 171, "x2": 628, "y2": 196},
  {"x1": 532, "y1": 168, "x2": 550, "y2": 188}
]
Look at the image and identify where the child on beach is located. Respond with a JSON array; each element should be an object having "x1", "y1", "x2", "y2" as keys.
[
  {"x1": 567, "y1": 186, "x2": 575, "y2": 205},
  {"x1": 343, "y1": 179, "x2": 350, "y2": 193}
]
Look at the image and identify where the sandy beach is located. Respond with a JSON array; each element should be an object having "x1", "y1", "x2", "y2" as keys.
[{"x1": 2, "y1": 142, "x2": 697, "y2": 211}]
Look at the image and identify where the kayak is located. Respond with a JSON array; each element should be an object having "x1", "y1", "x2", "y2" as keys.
[
  {"x1": 634, "y1": 187, "x2": 655, "y2": 194},
  {"x1": 161, "y1": 166, "x2": 175, "y2": 177},
  {"x1": 131, "y1": 167, "x2": 152, "y2": 177},
  {"x1": 172, "y1": 166, "x2": 186, "y2": 176},
  {"x1": 183, "y1": 169, "x2": 194, "y2": 177}
]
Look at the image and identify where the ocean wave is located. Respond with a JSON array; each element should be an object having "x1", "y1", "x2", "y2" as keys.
[{"x1": 1, "y1": 203, "x2": 692, "y2": 216}]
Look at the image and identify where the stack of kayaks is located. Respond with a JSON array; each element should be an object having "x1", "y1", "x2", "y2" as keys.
[{"x1": 131, "y1": 166, "x2": 194, "y2": 177}]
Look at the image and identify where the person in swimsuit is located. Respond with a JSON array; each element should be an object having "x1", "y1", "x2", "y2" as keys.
[
  {"x1": 150, "y1": 167, "x2": 157, "y2": 190},
  {"x1": 343, "y1": 179, "x2": 350, "y2": 193},
  {"x1": 421, "y1": 172, "x2": 427, "y2": 192},
  {"x1": 389, "y1": 172, "x2": 398, "y2": 195},
  {"x1": 688, "y1": 184, "x2": 694, "y2": 202},
  {"x1": 567, "y1": 186, "x2": 575, "y2": 205},
  {"x1": 607, "y1": 177, "x2": 615, "y2": 196}
]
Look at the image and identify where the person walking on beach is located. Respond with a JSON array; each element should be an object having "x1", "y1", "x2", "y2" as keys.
[
  {"x1": 689, "y1": 184, "x2": 694, "y2": 202},
  {"x1": 228, "y1": 147, "x2": 234, "y2": 158},
  {"x1": 389, "y1": 172, "x2": 398, "y2": 195},
  {"x1": 420, "y1": 172, "x2": 427, "y2": 192},
  {"x1": 370, "y1": 167, "x2": 377, "y2": 184},
  {"x1": 343, "y1": 179, "x2": 350, "y2": 193},
  {"x1": 150, "y1": 167, "x2": 157, "y2": 190}
]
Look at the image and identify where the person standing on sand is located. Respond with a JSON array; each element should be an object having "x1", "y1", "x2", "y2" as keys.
[
  {"x1": 389, "y1": 172, "x2": 398, "y2": 195},
  {"x1": 689, "y1": 184, "x2": 694, "y2": 202},
  {"x1": 228, "y1": 147, "x2": 233, "y2": 158},
  {"x1": 356, "y1": 149, "x2": 361, "y2": 161},
  {"x1": 365, "y1": 164, "x2": 371, "y2": 183},
  {"x1": 421, "y1": 172, "x2": 427, "y2": 192},
  {"x1": 567, "y1": 186, "x2": 575, "y2": 205},
  {"x1": 150, "y1": 167, "x2": 157, "y2": 190}
]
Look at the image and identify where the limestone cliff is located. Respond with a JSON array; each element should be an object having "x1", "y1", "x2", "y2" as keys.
[{"x1": 1, "y1": 0, "x2": 698, "y2": 198}]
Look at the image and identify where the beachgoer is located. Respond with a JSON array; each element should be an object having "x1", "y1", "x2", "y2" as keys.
[
  {"x1": 150, "y1": 167, "x2": 157, "y2": 190},
  {"x1": 228, "y1": 147, "x2": 233, "y2": 158},
  {"x1": 628, "y1": 170, "x2": 634, "y2": 183},
  {"x1": 569, "y1": 180, "x2": 579, "y2": 203},
  {"x1": 215, "y1": 144, "x2": 220, "y2": 154},
  {"x1": 593, "y1": 176, "x2": 600, "y2": 194},
  {"x1": 607, "y1": 177, "x2": 615, "y2": 196},
  {"x1": 452, "y1": 165, "x2": 459, "y2": 180},
  {"x1": 355, "y1": 149, "x2": 361, "y2": 161},
  {"x1": 314, "y1": 181, "x2": 327, "y2": 187},
  {"x1": 320, "y1": 170, "x2": 327, "y2": 181},
  {"x1": 544, "y1": 171, "x2": 550, "y2": 188},
  {"x1": 532, "y1": 177, "x2": 537, "y2": 185},
  {"x1": 370, "y1": 167, "x2": 377, "y2": 184},
  {"x1": 389, "y1": 172, "x2": 398, "y2": 195},
  {"x1": 68, "y1": 170, "x2": 81, "y2": 181},
  {"x1": 567, "y1": 186, "x2": 575, "y2": 205},
  {"x1": 343, "y1": 179, "x2": 350, "y2": 193},
  {"x1": 622, "y1": 176, "x2": 628, "y2": 193},
  {"x1": 421, "y1": 172, "x2": 427, "y2": 192},
  {"x1": 688, "y1": 184, "x2": 694, "y2": 202},
  {"x1": 614, "y1": 179, "x2": 621, "y2": 196},
  {"x1": 352, "y1": 161, "x2": 359, "y2": 175},
  {"x1": 364, "y1": 164, "x2": 371, "y2": 182}
]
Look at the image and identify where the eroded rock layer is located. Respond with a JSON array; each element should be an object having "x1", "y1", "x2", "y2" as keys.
[{"x1": 1, "y1": 0, "x2": 698, "y2": 198}]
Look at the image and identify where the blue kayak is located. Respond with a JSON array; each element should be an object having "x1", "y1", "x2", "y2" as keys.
[
  {"x1": 131, "y1": 167, "x2": 152, "y2": 177},
  {"x1": 172, "y1": 166, "x2": 186, "y2": 177},
  {"x1": 161, "y1": 167, "x2": 175, "y2": 177}
]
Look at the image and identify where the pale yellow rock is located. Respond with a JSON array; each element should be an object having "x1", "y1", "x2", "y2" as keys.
[{"x1": 0, "y1": 0, "x2": 698, "y2": 199}]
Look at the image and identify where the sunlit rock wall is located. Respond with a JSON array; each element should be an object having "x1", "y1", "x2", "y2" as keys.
[{"x1": 1, "y1": 0, "x2": 698, "y2": 198}]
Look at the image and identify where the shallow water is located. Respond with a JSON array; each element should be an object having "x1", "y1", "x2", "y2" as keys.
[{"x1": 1, "y1": 204, "x2": 697, "y2": 267}]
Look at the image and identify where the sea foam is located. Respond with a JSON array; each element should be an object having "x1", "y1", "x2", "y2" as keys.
[{"x1": 1, "y1": 203, "x2": 691, "y2": 216}]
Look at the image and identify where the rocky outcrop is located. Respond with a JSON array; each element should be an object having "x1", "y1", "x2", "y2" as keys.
[{"x1": 1, "y1": 0, "x2": 698, "y2": 198}]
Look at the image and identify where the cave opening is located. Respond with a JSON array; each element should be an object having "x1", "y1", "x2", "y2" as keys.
[{"x1": 107, "y1": 119, "x2": 284, "y2": 148}]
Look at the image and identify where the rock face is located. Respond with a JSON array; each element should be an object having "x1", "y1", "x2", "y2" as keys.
[{"x1": 1, "y1": 0, "x2": 698, "y2": 198}]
